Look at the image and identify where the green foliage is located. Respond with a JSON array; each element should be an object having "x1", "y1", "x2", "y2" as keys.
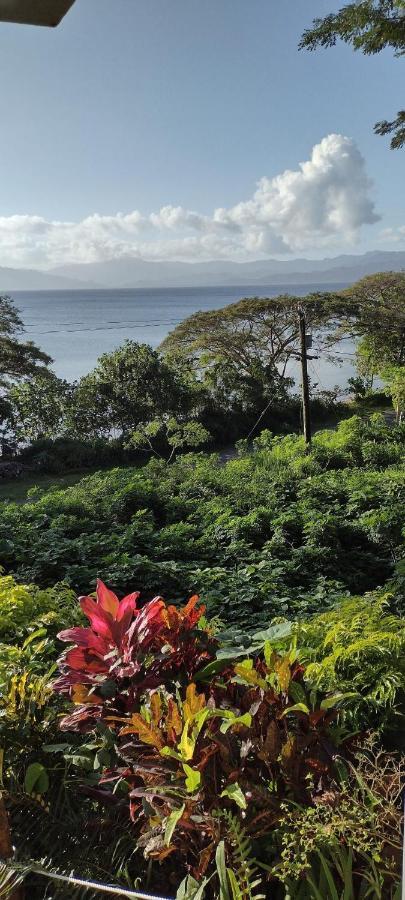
[
  {"x1": 274, "y1": 741, "x2": 403, "y2": 897},
  {"x1": 69, "y1": 340, "x2": 190, "y2": 440},
  {"x1": 0, "y1": 416, "x2": 403, "y2": 632},
  {"x1": 0, "y1": 574, "x2": 77, "y2": 641},
  {"x1": 296, "y1": 593, "x2": 405, "y2": 734},
  {"x1": 128, "y1": 415, "x2": 211, "y2": 461},
  {"x1": 299, "y1": 1, "x2": 405, "y2": 149},
  {"x1": 7, "y1": 371, "x2": 72, "y2": 443}
]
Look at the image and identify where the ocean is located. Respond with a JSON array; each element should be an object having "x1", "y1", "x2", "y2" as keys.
[{"x1": 13, "y1": 283, "x2": 355, "y2": 390}]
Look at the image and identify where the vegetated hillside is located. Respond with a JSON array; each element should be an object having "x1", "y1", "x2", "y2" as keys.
[{"x1": 1, "y1": 414, "x2": 403, "y2": 628}]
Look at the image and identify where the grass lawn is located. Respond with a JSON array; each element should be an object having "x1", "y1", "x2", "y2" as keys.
[{"x1": 0, "y1": 470, "x2": 90, "y2": 504}]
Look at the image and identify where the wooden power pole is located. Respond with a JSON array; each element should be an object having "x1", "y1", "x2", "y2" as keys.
[{"x1": 299, "y1": 309, "x2": 312, "y2": 446}]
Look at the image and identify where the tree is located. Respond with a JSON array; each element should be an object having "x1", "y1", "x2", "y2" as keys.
[
  {"x1": 0, "y1": 295, "x2": 52, "y2": 449},
  {"x1": 300, "y1": 0, "x2": 405, "y2": 149},
  {"x1": 0, "y1": 295, "x2": 51, "y2": 385},
  {"x1": 128, "y1": 415, "x2": 211, "y2": 461},
  {"x1": 382, "y1": 364, "x2": 405, "y2": 420},
  {"x1": 338, "y1": 272, "x2": 405, "y2": 368},
  {"x1": 160, "y1": 294, "x2": 336, "y2": 428},
  {"x1": 69, "y1": 341, "x2": 190, "y2": 440},
  {"x1": 7, "y1": 371, "x2": 72, "y2": 443}
]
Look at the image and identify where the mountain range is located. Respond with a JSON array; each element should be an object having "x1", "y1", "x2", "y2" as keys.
[{"x1": 0, "y1": 250, "x2": 404, "y2": 291}]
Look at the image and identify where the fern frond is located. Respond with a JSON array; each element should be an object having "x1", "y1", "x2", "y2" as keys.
[{"x1": 218, "y1": 810, "x2": 265, "y2": 900}]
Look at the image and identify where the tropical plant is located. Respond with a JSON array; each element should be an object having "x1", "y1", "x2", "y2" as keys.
[
  {"x1": 0, "y1": 574, "x2": 77, "y2": 642},
  {"x1": 51, "y1": 581, "x2": 351, "y2": 897},
  {"x1": 295, "y1": 593, "x2": 405, "y2": 736}
]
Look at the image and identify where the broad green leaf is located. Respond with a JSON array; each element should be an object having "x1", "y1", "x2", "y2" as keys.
[
  {"x1": 220, "y1": 712, "x2": 252, "y2": 733},
  {"x1": 320, "y1": 692, "x2": 358, "y2": 710},
  {"x1": 281, "y1": 702, "x2": 310, "y2": 717},
  {"x1": 183, "y1": 764, "x2": 201, "y2": 793},
  {"x1": 24, "y1": 762, "x2": 49, "y2": 795},
  {"x1": 226, "y1": 867, "x2": 243, "y2": 900},
  {"x1": 164, "y1": 803, "x2": 185, "y2": 846},
  {"x1": 216, "y1": 841, "x2": 231, "y2": 900},
  {"x1": 220, "y1": 782, "x2": 247, "y2": 809},
  {"x1": 22, "y1": 628, "x2": 47, "y2": 649}
]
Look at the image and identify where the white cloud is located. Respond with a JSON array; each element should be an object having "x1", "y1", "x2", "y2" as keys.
[
  {"x1": 380, "y1": 225, "x2": 405, "y2": 244},
  {"x1": 0, "y1": 134, "x2": 379, "y2": 269}
]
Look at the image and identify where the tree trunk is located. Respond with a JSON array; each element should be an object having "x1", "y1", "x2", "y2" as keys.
[{"x1": 0, "y1": 794, "x2": 24, "y2": 899}]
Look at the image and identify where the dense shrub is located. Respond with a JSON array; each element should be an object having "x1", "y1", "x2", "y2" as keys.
[
  {"x1": 0, "y1": 417, "x2": 403, "y2": 628},
  {"x1": 294, "y1": 593, "x2": 405, "y2": 738},
  {"x1": 0, "y1": 573, "x2": 77, "y2": 641},
  {"x1": 19, "y1": 435, "x2": 136, "y2": 473}
]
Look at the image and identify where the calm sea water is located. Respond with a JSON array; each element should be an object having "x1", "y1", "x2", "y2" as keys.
[{"x1": 13, "y1": 283, "x2": 355, "y2": 390}]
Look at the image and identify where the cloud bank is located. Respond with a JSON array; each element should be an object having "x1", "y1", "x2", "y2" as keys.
[{"x1": 0, "y1": 135, "x2": 380, "y2": 269}]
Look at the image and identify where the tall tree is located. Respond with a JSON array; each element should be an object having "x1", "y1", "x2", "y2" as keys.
[
  {"x1": 160, "y1": 294, "x2": 335, "y2": 384},
  {"x1": 7, "y1": 371, "x2": 72, "y2": 443},
  {"x1": 338, "y1": 271, "x2": 405, "y2": 368},
  {"x1": 0, "y1": 295, "x2": 51, "y2": 385},
  {"x1": 160, "y1": 294, "x2": 339, "y2": 437},
  {"x1": 70, "y1": 340, "x2": 190, "y2": 440},
  {"x1": 0, "y1": 295, "x2": 52, "y2": 447},
  {"x1": 299, "y1": 0, "x2": 405, "y2": 148}
]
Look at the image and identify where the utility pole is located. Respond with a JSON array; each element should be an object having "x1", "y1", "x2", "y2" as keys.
[{"x1": 299, "y1": 309, "x2": 312, "y2": 446}]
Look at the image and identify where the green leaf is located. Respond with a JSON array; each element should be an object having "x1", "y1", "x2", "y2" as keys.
[
  {"x1": 220, "y1": 712, "x2": 252, "y2": 734},
  {"x1": 22, "y1": 628, "x2": 47, "y2": 649},
  {"x1": 216, "y1": 841, "x2": 231, "y2": 900},
  {"x1": 226, "y1": 867, "x2": 243, "y2": 900},
  {"x1": 24, "y1": 762, "x2": 49, "y2": 795},
  {"x1": 220, "y1": 782, "x2": 247, "y2": 810},
  {"x1": 164, "y1": 803, "x2": 185, "y2": 846},
  {"x1": 176, "y1": 875, "x2": 210, "y2": 900},
  {"x1": 281, "y1": 702, "x2": 310, "y2": 717},
  {"x1": 251, "y1": 622, "x2": 292, "y2": 646},
  {"x1": 320, "y1": 692, "x2": 357, "y2": 710},
  {"x1": 42, "y1": 743, "x2": 71, "y2": 753},
  {"x1": 288, "y1": 681, "x2": 308, "y2": 705},
  {"x1": 183, "y1": 764, "x2": 201, "y2": 793}
]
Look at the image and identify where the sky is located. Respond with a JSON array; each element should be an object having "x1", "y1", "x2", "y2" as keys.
[{"x1": 0, "y1": 0, "x2": 403, "y2": 269}]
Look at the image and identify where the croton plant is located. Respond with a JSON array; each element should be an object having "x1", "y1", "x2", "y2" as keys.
[{"x1": 54, "y1": 581, "x2": 348, "y2": 884}]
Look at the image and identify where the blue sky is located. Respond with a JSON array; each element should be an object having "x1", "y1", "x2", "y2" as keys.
[{"x1": 0, "y1": 0, "x2": 403, "y2": 267}]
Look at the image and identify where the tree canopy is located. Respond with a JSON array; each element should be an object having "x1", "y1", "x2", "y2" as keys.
[
  {"x1": 300, "y1": 0, "x2": 405, "y2": 148},
  {"x1": 338, "y1": 271, "x2": 405, "y2": 367},
  {"x1": 70, "y1": 340, "x2": 189, "y2": 439},
  {"x1": 0, "y1": 295, "x2": 51, "y2": 388}
]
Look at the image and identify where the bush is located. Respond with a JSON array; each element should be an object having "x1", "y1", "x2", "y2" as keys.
[
  {"x1": 295, "y1": 593, "x2": 405, "y2": 739},
  {"x1": 0, "y1": 574, "x2": 77, "y2": 641},
  {"x1": 52, "y1": 581, "x2": 352, "y2": 897}
]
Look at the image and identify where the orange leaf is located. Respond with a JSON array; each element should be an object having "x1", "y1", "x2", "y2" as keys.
[
  {"x1": 166, "y1": 698, "x2": 183, "y2": 743},
  {"x1": 72, "y1": 684, "x2": 102, "y2": 705},
  {"x1": 119, "y1": 713, "x2": 163, "y2": 749},
  {"x1": 183, "y1": 684, "x2": 205, "y2": 721},
  {"x1": 150, "y1": 692, "x2": 162, "y2": 727}
]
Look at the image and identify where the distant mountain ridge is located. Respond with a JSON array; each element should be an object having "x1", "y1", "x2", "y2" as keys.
[
  {"x1": 0, "y1": 250, "x2": 404, "y2": 291},
  {"x1": 50, "y1": 250, "x2": 405, "y2": 287},
  {"x1": 0, "y1": 266, "x2": 98, "y2": 291}
]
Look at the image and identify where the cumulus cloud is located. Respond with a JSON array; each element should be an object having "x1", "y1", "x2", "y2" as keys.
[{"x1": 0, "y1": 135, "x2": 379, "y2": 269}]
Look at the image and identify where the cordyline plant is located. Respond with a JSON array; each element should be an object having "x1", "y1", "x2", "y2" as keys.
[{"x1": 54, "y1": 581, "x2": 350, "y2": 895}]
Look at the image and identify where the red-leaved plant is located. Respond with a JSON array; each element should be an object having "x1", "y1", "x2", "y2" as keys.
[{"x1": 54, "y1": 581, "x2": 348, "y2": 890}]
